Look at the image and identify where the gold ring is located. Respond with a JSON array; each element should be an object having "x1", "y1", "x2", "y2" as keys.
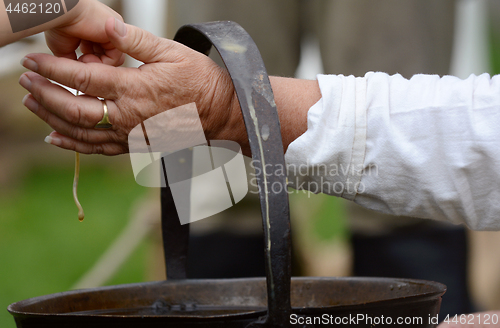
[{"x1": 95, "y1": 99, "x2": 112, "y2": 129}]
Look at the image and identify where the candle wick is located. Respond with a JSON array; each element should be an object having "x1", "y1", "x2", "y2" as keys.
[{"x1": 73, "y1": 90, "x2": 84, "y2": 222}]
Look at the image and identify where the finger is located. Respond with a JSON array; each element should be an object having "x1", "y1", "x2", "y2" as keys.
[
  {"x1": 44, "y1": 30, "x2": 80, "y2": 60},
  {"x1": 80, "y1": 40, "x2": 125, "y2": 66},
  {"x1": 78, "y1": 53, "x2": 104, "y2": 64},
  {"x1": 45, "y1": 131, "x2": 127, "y2": 155},
  {"x1": 104, "y1": 17, "x2": 184, "y2": 64},
  {"x1": 97, "y1": 40, "x2": 126, "y2": 66},
  {"x1": 21, "y1": 53, "x2": 127, "y2": 99},
  {"x1": 101, "y1": 48, "x2": 126, "y2": 66},
  {"x1": 19, "y1": 72, "x2": 119, "y2": 128},
  {"x1": 22, "y1": 94, "x2": 114, "y2": 144},
  {"x1": 79, "y1": 47, "x2": 125, "y2": 66},
  {"x1": 79, "y1": 40, "x2": 103, "y2": 64}
]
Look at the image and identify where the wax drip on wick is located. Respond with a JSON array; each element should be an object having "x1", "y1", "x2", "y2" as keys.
[
  {"x1": 73, "y1": 152, "x2": 84, "y2": 221},
  {"x1": 73, "y1": 90, "x2": 84, "y2": 222}
]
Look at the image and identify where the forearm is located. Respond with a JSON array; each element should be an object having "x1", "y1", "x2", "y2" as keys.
[
  {"x1": 214, "y1": 75, "x2": 321, "y2": 156},
  {"x1": 271, "y1": 76, "x2": 321, "y2": 152},
  {"x1": 0, "y1": 0, "x2": 84, "y2": 46}
]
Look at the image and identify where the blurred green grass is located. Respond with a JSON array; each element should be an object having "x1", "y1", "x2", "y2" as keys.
[
  {"x1": 0, "y1": 161, "x2": 148, "y2": 328},
  {"x1": 490, "y1": 27, "x2": 500, "y2": 75},
  {"x1": 310, "y1": 193, "x2": 348, "y2": 242}
]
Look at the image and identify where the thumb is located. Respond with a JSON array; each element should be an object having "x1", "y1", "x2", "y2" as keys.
[{"x1": 105, "y1": 17, "x2": 176, "y2": 64}]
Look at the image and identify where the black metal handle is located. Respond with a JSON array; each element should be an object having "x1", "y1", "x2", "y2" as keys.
[
  {"x1": 160, "y1": 152, "x2": 190, "y2": 280},
  {"x1": 162, "y1": 21, "x2": 292, "y2": 327}
]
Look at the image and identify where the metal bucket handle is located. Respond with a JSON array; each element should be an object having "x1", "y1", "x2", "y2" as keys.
[{"x1": 160, "y1": 21, "x2": 292, "y2": 327}]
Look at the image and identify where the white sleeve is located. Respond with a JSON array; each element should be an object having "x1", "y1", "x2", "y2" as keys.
[{"x1": 285, "y1": 72, "x2": 500, "y2": 231}]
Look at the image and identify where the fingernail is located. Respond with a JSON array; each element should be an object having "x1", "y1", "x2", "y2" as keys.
[
  {"x1": 44, "y1": 135, "x2": 62, "y2": 146},
  {"x1": 21, "y1": 57, "x2": 38, "y2": 72},
  {"x1": 22, "y1": 94, "x2": 38, "y2": 112},
  {"x1": 114, "y1": 18, "x2": 127, "y2": 37},
  {"x1": 19, "y1": 74, "x2": 32, "y2": 90}
]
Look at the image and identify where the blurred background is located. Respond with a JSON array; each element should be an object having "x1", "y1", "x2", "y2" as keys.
[{"x1": 2, "y1": 0, "x2": 500, "y2": 327}]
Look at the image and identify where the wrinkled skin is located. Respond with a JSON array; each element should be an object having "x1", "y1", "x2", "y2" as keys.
[{"x1": 19, "y1": 18, "x2": 237, "y2": 155}]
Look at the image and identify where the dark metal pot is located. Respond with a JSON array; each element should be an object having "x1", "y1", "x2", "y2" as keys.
[
  {"x1": 9, "y1": 277, "x2": 444, "y2": 328},
  {"x1": 8, "y1": 22, "x2": 446, "y2": 328}
]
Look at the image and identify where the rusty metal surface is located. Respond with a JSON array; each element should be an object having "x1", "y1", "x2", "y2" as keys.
[
  {"x1": 9, "y1": 277, "x2": 445, "y2": 328},
  {"x1": 8, "y1": 21, "x2": 447, "y2": 328}
]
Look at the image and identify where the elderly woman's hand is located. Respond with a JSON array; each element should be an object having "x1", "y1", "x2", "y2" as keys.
[{"x1": 19, "y1": 18, "x2": 238, "y2": 155}]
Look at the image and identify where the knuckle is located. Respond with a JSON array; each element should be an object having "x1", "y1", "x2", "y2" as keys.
[
  {"x1": 66, "y1": 101, "x2": 84, "y2": 126},
  {"x1": 150, "y1": 38, "x2": 163, "y2": 59},
  {"x1": 129, "y1": 30, "x2": 145, "y2": 55},
  {"x1": 130, "y1": 29, "x2": 161, "y2": 61},
  {"x1": 43, "y1": 62, "x2": 58, "y2": 82},
  {"x1": 66, "y1": 120, "x2": 92, "y2": 143},
  {"x1": 106, "y1": 72, "x2": 121, "y2": 99},
  {"x1": 68, "y1": 125, "x2": 81, "y2": 141},
  {"x1": 35, "y1": 86, "x2": 49, "y2": 105},
  {"x1": 76, "y1": 129, "x2": 90, "y2": 143},
  {"x1": 109, "y1": 130, "x2": 121, "y2": 143},
  {"x1": 72, "y1": 68, "x2": 92, "y2": 94},
  {"x1": 38, "y1": 105, "x2": 51, "y2": 123},
  {"x1": 93, "y1": 144, "x2": 105, "y2": 155}
]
